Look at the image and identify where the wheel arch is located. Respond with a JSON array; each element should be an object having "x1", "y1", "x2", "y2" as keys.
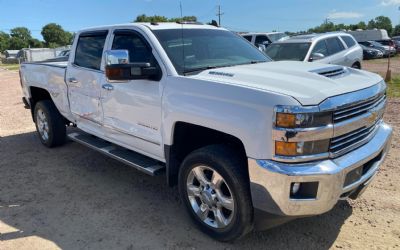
[
  {"x1": 29, "y1": 86, "x2": 53, "y2": 121},
  {"x1": 165, "y1": 121, "x2": 248, "y2": 186}
]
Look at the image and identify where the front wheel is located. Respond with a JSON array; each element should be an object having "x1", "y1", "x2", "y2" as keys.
[
  {"x1": 178, "y1": 145, "x2": 253, "y2": 241},
  {"x1": 34, "y1": 100, "x2": 66, "y2": 147}
]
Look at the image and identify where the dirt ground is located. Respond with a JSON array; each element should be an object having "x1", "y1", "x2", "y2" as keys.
[
  {"x1": 363, "y1": 56, "x2": 400, "y2": 77},
  {"x1": 0, "y1": 65, "x2": 399, "y2": 250}
]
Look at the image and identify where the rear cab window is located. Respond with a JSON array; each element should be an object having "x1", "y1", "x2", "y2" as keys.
[
  {"x1": 326, "y1": 37, "x2": 345, "y2": 55},
  {"x1": 74, "y1": 31, "x2": 108, "y2": 70},
  {"x1": 340, "y1": 36, "x2": 356, "y2": 48},
  {"x1": 255, "y1": 35, "x2": 271, "y2": 46},
  {"x1": 242, "y1": 35, "x2": 252, "y2": 42}
]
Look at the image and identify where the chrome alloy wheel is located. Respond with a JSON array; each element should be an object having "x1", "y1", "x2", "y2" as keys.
[
  {"x1": 186, "y1": 166, "x2": 235, "y2": 229},
  {"x1": 36, "y1": 109, "x2": 49, "y2": 141}
]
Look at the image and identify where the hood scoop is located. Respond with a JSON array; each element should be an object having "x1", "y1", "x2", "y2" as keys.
[{"x1": 311, "y1": 66, "x2": 348, "y2": 78}]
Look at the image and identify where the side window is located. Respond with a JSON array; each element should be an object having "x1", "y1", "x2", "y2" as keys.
[
  {"x1": 311, "y1": 40, "x2": 329, "y2": 57},
  {"x1": 326, "y1": 37, "x2": 345, "y2": 55},
  {"x1": 112, "y1": 32, "x2": 153, "y2": 64},
  {"x1": 243, "y1": 35, "x2": 252, "y2": 42},
  {"x1": 255, "y1": 35, "x2": 271, "y2": 46},
  {"x1": 341, "y1": 36, "x2": 356, "y2": 48},
  {"x1": 74, "y1": 32, "x2": 108, "y2": 70}
]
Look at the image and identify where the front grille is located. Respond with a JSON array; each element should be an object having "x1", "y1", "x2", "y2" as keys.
[
  {"x1": 329, "y1": 92, "x2": 386, "y2": 157},
  {"x1": 330, "y1": 122, "x2": 380, "y2": 156},
  {"x1": 333, "y1": 93, "x2": 386, "y2": 123}
]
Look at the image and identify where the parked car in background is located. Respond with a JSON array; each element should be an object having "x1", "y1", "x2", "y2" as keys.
[
  {"x1": 241, "y1": 32, "x2": 289, "y2": 50},
  {"x1": 57, "y1": 49, "x2": 70, "y2": 57},
  {"x1": 359, "y1": 41, "x2": 396, "y2": 57},
  {"x1": 264, "y1": 32, "x2": 363, "y2": 68},
  {"x1": 360, "y1": 44, "x2": 384, "y2": 60},
  {"x1": 377, "y1": 39, "x2": 400, "y2": 53}
]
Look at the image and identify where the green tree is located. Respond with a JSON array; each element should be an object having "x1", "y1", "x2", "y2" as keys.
[
  {"x1": 29, "y1": 38, "x2": 44, "y2": 48},
  {"x1": 367, "y1": 16, "x2": 392, "y2": 34},
  {"x1": 0, "y1": 31, "x2": 10, "y2": 52},
  {"x1": 134, "y1": 14, "x2": 168, "y2": 22},
  {"x1": 133, "y1": 14, "x2": 197, "y2": 23},
  {"x1": 41, "y1": 23, "x2": 73, "y2": 48},
  {"x1": 393, "y1": 25, "x2": 400, "y2": 36},
  {"x1": 9, "y1": 27, "x2": 32, "y2": 49}
]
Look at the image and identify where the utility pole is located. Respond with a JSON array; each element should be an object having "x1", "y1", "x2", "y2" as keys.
[{"x1": 216, "y1": 5, "x2": 224, "y2": 27}]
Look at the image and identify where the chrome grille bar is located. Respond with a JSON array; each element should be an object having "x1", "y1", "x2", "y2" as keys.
[{"x1": 333, "y1": 94, "x2": 386, "y2": 122}]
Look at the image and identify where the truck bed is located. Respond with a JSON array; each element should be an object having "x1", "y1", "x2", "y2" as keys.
[{"x1": 20, "y1": 61, "x2": 73, "y2": 121}]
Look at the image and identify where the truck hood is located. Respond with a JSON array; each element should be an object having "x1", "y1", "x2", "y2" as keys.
[{"x1": 187, "y1": 61, "x2": 383, "y2": 105}]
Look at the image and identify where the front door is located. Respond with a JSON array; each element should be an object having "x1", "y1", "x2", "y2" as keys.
[
  {"x1": 100, "y1": 29, "x2": 164, "y2": 159},
  {"x1": 66, "y1": 30, "x2": 109, "y2": 135}
]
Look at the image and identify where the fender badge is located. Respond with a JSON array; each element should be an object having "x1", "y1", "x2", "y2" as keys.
[{"x1": 209, "y1": 71, "x2": 234, "y2": 77}]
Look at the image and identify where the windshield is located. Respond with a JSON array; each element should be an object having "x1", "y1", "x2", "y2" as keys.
[
  {"x1": 370, "y1": 41, "x2": 384, "y2": 47},
  {"x1": 153, "y1": 29, "x2": 270, "y2": 75},
  {"x1": 267, "y1": 33, "x2": 289, "y2": 42},
  {"x1": 264, "y1": 43, "x2": 311, "y2": 61}
]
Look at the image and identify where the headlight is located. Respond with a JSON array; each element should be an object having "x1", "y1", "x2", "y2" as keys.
[
  {"x1": 275, "y1": 140, "x2": 330, "y2": 157},
  {"x1": 275, "y1": 112, "x2": 332, "y2": 128},
  {"x1": 273, "y1": 106, "x2": 333, "y2": 162}
]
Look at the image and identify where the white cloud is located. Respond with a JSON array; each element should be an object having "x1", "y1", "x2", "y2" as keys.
[
  {"x1": 381, "y1": 0, "x2": 400, "y2": 6},
  {"x1": 327, "y1": 11, "x2": 364, "y2": 19}
]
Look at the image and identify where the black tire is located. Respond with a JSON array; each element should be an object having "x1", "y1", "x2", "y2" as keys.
[
  {"x1": 34, "y1": 100, "x2": 66, "y2": 147},
  {"x1": 178, "y1": 145, "x2": 253, "y2": 241},
  {"x1": 351, "y1": 62, "x2": 361, "y2": 69}
]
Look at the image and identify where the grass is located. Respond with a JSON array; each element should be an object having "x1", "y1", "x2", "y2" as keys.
[
  {"x1": 0, "y1": 64, "x2": 20, "y2": 71},
  {"x1": 387, "y1": 75, "x2": 400, "y2": 98}
]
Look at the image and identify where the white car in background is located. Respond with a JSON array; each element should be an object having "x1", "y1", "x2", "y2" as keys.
[
  {"x1": 264, "y1": 32, "x2": 363, "y2": 69},
  {"x1": 241, "y1": 32, "x2": 289, "y2": 49}
]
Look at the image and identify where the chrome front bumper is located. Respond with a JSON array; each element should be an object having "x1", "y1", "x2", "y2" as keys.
[{"x1": 249, "y1": 122, "x2": 392, "y2": 216}]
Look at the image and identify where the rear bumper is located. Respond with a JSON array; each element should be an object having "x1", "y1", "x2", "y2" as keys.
[{"x1": 249, "y1": 122, "x2": 392, "y2": 217}]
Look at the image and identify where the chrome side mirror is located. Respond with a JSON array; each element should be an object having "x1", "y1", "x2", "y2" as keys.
[
  {"x1": 105, "y1": 50, "x2": 130, "y2": 65},
  {"x1": 104, "y1": 49, "x2": 160, "y2": 81}
]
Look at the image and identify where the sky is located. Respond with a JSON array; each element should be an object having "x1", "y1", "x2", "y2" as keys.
[{"x1": 0, "y1": 0, "x2": 400, "y2": 40}]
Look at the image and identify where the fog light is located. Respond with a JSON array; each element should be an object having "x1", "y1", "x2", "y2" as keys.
[{"x1": 291, "y1": 182, "x2": 301, "y2": 195}]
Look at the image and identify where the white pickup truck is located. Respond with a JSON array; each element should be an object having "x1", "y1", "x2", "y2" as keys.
[{"x1": 20, "y1": 22, "x2": 392, "y2": 241}]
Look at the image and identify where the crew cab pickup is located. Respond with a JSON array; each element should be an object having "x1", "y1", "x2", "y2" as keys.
[{"x1": 19, "y1": 23, "x2": 392, "y2": 241}]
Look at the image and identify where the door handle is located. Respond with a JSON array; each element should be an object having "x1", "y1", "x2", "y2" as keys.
[
  {"x1": 102, "y1": 84, "x2": 114, "y2": 91},
  {"x1": 68, "y1": 77, "x2": 79, "y2": 83}
]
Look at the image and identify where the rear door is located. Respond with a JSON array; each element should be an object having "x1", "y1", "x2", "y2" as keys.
[
  {"x1": 100, "y1": 29, "x2": 164, "y2": 159},
  {"x1": 325, "y1": 37, "x2": 348, "y2": 66},
  {"x1": 66, "y1": 30, "x2": 109, "y2": 134}
]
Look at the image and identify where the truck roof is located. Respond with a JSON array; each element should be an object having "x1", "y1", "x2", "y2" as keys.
[{"x1": 77, "y1": 22, "x2": 223, "y2": 33}]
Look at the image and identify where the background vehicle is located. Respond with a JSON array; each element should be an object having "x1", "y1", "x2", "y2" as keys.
[
  {"x1": 376, "y1": 39, "x2": 399, "y2": 53},
  {"x1": 346, "y1": 29, "x2": 390, "y2": 42},
  {"x1": 57, "y1": 49, "x2": 70, "y2": 57},
  {"x1": 241, "y1": 32, "x2": 289, "y2": 50},
  {"x1": 19, "y1": 23, "x2": 392, "y2": 241},
  {"x1": 360, "y1": 44, "x2": 384, "y2": 59},
  {"x1": 359, "y1": 41, "x2": 396, "y2": 57},
  {"x1": 264, "y1": 32, "x2": 363, "y2": 68}
]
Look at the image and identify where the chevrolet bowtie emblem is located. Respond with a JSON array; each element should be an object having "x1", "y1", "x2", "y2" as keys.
[{"x1": 369, "y1": 110, "x2": 378, "y2": 123}]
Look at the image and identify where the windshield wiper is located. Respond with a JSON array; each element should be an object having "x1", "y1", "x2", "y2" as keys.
[
  {"x1": 183, "y1": 60, "x2": 267, "y2": 75},
  {"x1": 183, "y1": 66, "x2": 219, "y2": 75}
]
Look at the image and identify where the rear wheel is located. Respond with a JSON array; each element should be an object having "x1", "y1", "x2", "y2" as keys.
[
  {"x1": 34, "y1": 100, "x2": 66, "y2": 147},
  {"x1": 178, "y1": 145, "x2": 253, "y2": 241}
]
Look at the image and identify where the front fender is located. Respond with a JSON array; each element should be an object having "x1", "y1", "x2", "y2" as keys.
[{"x1": 161, "y1": 77, "x2": 299, "y2": 159}]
